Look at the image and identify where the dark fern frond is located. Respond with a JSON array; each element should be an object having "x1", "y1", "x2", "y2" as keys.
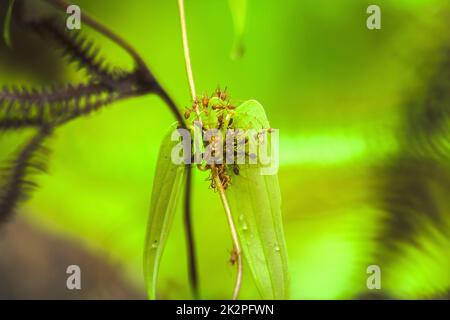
[
  {"x1": 378, "y1": 36, "x2": 450, "y2": 244},
  {"x1": 1, "y1": 9, "x2": 162, "y2": 132},
  {"x1": 0, "y1": 125, "x2": 53, "y2": 224},
  {"x1": 55, "y1": 78, "x2": 147, "y2": 126},
  {"x1": 373, "y1": 28, "x2": 450, "y2": 298},
  {"x1": 377, "y1": 157, "x2": 450, "y2": 249},
  {"x1": 0, "y1": 82, "x2": 112, "y2": 129},
  {"x1": 403, "y1": 46, "x2": 450, "y2": 163},
  {"x1": 0, "y1": 73, "x2": 149, "y2": 130},
  {"x1": 26, "y1": 17, "x2": 123, "y2": 87}
]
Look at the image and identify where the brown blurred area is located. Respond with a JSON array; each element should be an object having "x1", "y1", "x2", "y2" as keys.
[{"x1": 0, "y1": 218, "x2": 145, "y2": 299}]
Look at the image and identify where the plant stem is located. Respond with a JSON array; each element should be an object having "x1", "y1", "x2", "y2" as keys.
[
  {"x1": 211, "y1": 165, "x2": 243, "y2": 300},
  {"x1": 177, "y1": 0, "x2": 243, "y2": 300},
  {"x1": 177, "y1": 0, "x2": 197, "y2": 105},
  {"x1": 183, "y1": 165, "x2": 199, "y2": 299}
]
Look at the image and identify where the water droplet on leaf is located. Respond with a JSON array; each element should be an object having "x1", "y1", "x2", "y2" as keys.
[{"x1": 239, "y1": 214, "x2": 249, "y2": 231}]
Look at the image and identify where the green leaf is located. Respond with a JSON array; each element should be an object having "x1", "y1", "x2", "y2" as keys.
[
  {"x1": 227, "y1": 166, "x2": 289, "y2": 299},
  {"x1": 3, "y1": 0, "x2": 16, "y2": 48},
  {"x1": 227, "y1": 100, "x2": 289, "y2": 299},
  {"x1": 144, "y1": 123, "x2": 186, "y2": 300},
  {"x1": 228, "y1": 0, "x2": 247, "y2": 60},
  {"x1": 232, "y1": 99, "x2": 270, "y2": 130}
]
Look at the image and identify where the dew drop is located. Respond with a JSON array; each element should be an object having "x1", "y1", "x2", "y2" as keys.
[
  {"x1": 151, "y1": 241, "x2": 158, "y2": 249},
  {"x1": 239, "y1": 214, "x2": 249, "y2": 231},
  {"x1": 275, "y1": 245, "x2": 280, "y2": 252}
]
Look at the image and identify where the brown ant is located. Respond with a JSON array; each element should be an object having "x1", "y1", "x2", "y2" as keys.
[
  {"x1": 197, "y1": 163, "x2": 210, "y2": 171},
  {"x1": 212, "y1": 104, "x2": 236, "y2": 111},
  {"x1": 184, "y1": 108, "x2": 193, "y2": 120},
  {"x1": 229, "y1": 246, "x2": 238, "y2": 266},
  {"x1": 227, "y1": 117, "x2": 234, "y2": 128},
  {"x1": 218, "y1": 164, "x2": 232, "y2": 189},
  {"x1": 201, "y1": 93, "x2": 210, "y2": 108},
  {"x1": 214, "y1": 87, "x2": 229, "y2": 101},
  {"x1": 217, "y1": 113, "x2": 225, "y2": 130},
  {"x1": 232, "y1": 164, "x2": 240, "y2": 176},
  {"x1": 207, "y1": 163, "x2": 232, "y2": 190},
  {"x1": 184, "y1": 100, "x2": 199, "y2": 120}
]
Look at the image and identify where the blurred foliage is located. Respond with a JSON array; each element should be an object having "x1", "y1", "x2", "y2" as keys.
[{"x1": 0, "y1": 0, "x2": 449, "y2": 299}]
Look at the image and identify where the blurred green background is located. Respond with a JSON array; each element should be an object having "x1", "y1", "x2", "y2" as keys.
[{"x1": 0, "y1": 0, "x2": 449, "y2": 299}]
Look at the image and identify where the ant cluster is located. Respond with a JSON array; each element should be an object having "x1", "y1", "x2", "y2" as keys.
[{"x1": 184, "y1": 88, "x2": 242, "y2": 190}]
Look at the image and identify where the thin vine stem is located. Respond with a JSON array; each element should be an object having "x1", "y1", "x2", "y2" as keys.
[
  {"x1": 177, "y1": 0, "x2": 243, "y2": 300},
  {"x1": 177, "y1": 0, "x2": 197, "y2": 106},
  {"x1": 183, "y1": 165, "x2": 198, "y2": 299},
  {"x1": 212, "y1": 165, "x2": 243, "y2": 300}
]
